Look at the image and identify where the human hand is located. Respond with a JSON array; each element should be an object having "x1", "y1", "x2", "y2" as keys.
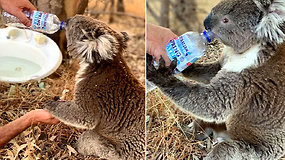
[
  {"x1": 0, "y1": 0, "x2": 36, "y2": 26},
  {"x1": 27, "y1": 109, "x2": 59, "y2": 125},
  {"x1": 147, "y1": 24, "x2": 178, "y2": 66}
]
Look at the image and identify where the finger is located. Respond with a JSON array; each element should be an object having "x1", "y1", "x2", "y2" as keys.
[
  {"x1": 16, "y1": 11, "x2": 31, "y2": 27},
  {"x1": 24, "y1": 1, "x2": 37, "y2": 11},
  {"x1": 154, "y1": 55, "x2": 160, "y2": 63},
  {"x1": 46, "y1": 118, "x2": 60, "y2": 125},
  {"x1": 158, "y1": 48, "x2": 171, "y2": 66},
  {"x1": 51, "y1": 119, "x2": 60, "y2": 124},
  {"x1": 162, "y1": 54, "x2": 171, "y2": 66}
]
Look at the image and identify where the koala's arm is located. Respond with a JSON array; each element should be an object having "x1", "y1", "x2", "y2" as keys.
[
  {"x1": 181, "y1": 62, "x2": 221, "y2": 84},
  {"x1": 44, "y1": 101, "x2": 97, "y2": 129},
  {"x1": 147, "y1": 56, "x2": 238, "y2": 122},
  {"x1": 157, "y1": 77, "x2": 237, "y2": 121}
]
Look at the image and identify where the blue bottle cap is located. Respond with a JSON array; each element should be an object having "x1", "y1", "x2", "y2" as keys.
[
  {"x1": 60, "y1": 21, "x2": 66, "y2": 30},
  {"x1": 203, "y1": 30, "x2": 214, "y2": 43}
]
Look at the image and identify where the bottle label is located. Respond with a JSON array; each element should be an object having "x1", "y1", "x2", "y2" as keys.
[
  {"x1": 31, "y1": 11, "x2": 49, "y2": 30},
  {"x1": 3, "y1": 11, "x2": 12, "y2": 17},
  {"x1": 166, "y1": 34, "x2": 201, "y2": 72}
]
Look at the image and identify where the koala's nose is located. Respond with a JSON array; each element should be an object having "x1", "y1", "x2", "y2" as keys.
[
  {"x1": 66, "y1": 18, "x2": 71, "y2": 25},
  {"x1": 204, "y1": 12, "x2": 212, "y2": 30}
]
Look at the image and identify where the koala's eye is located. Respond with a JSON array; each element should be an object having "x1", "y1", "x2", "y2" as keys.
[{"x1": 222, "y1": 18, "x2": 229, "y2": 24}]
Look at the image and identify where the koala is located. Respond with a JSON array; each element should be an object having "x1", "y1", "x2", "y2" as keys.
[
  {"x1": 147, "y1": 0, "x2": 285, "y2": 159},
  {"x1": 45, "y1": 15, "x2": 145, "y2": 160}
]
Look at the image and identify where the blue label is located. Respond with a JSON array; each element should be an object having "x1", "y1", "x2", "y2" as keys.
[
  {"x1": 32, "y1": 11, "x2": 49, "y2": 30},
  {"x1": 166, "y1": 34, "x2": 202, "y2": 72}
]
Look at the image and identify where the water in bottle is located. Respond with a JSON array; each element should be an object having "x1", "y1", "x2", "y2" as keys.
[
  {"x1": 2, "y1": 10, "x2": 66, "y2": 34},
  {"x1": 166, "y1": 30, "x2": 214, "y2": 73}
]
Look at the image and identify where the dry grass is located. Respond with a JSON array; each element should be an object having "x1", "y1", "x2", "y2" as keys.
[
  {"x1": 0, "y1": 2, "x2": 145, "y2": 159},
  {"x1": 146, "y1": 89, "x2": 209, "y2": 160}
]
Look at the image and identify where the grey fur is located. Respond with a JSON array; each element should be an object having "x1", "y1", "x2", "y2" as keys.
[
  {"x1": 45, "y1": 15, "x2": 145, "y2": 160},
  {"x1": 147, "y1": 0, "x2": 285, "y2": 159}
]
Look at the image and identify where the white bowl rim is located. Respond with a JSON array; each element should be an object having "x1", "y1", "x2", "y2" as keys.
[{"x1": 0, "y1": 27, "x2": 62, "y2": 83}]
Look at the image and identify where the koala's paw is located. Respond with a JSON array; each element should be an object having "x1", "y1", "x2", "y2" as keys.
[
  {"x1": 44, "y1": 100, "x2": 69, "y2": 115},
  {"x1": 44, "y1": 101, "x2": 58, "y2": 112},
  {"x1": 147, "y1": 54, "x2": 177, "y2": 86}
]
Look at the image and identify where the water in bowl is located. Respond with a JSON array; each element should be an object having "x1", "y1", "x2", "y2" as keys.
[{"x1": 0, "y1": 56, "x2": 42, "y2": 78}]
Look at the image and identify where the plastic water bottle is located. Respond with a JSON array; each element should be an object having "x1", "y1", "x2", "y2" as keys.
[
  {"x1": 2, "y1": 10, "x2": 66, "y2": 34},
  {"x1": 166, "y1": 30, "x2": 214, "y2": 73}
]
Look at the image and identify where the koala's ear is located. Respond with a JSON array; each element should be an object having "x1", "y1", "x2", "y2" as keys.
[
  {"x1": 74, "y1": 33, "x2": 118, "y2": 63},
  {"x1": 254, "y1": 0, "x2": 285, "y2": 44}
]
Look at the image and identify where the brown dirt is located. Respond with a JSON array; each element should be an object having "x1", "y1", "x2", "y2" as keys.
[{"x1": 0, "y1": 4, "x2": 145, "y2": 159}]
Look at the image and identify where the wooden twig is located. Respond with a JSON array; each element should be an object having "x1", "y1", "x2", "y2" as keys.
[
  {"x1": 77, "y1": 0, "x2": 89, "y2": 14},
  {"x1": 117, "y1": 0, "x2": 125, "y2": 12},
  {"x1": 160, "y1": 0, "x2": 170, "y2": 27},
  {"x1": 146, "y1": 2, "x2": 159, "y2": 22},
  {"x1": 109, "y1": 0, "x2": 115, "y2": 23},
  {"x1": 94, "y1": 0, "x2": 110, "y2": 18},
  {"x1": 169, "y1": 1, "x2": 191, "y2": 30}
]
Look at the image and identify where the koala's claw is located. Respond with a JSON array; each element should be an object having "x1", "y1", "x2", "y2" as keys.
[
  {"x1": 147, "y1": 54, "x2": 177, "y2": 85},
  {"x1": 158, "y1": 56, "x2": 166, "y2": 68},
  {"x1": 169, "y1": 57, "x2": 177, "y2": 71},
  {"x1": 146, "y1": 54, "x2": 156, "y2": 73}
]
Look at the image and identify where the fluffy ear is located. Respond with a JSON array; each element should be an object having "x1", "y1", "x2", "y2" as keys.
[
  {"x1": 254, "y1": 0, "x2": 285, "y2": 44},
  {"x1": 73, "y1": 29, "x2": 119, "y2": 63}
]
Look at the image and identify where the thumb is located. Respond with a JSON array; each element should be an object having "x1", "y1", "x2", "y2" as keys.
[
  {"x1": 16, "y1": 11, "x2": 31, "y2": 27},
  {"x1": 24, "y1": 1, "x2": 37, "y2": 11},
  {"x1": 49, "y1": 118, "x2": 60, "y2": 124}
]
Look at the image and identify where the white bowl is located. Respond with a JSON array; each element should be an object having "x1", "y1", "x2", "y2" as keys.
[{"x1": 0, "y1": 27, "x2": 62, "y2": 83}]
